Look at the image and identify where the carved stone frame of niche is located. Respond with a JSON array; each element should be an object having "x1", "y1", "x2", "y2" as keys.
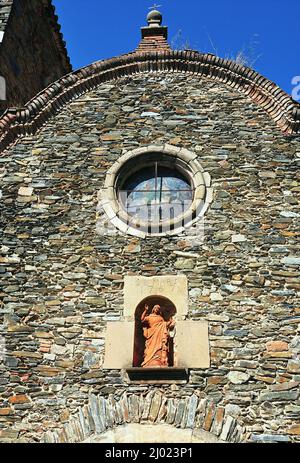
[
  {"x1": 103, "y1": 275, "x2": 210, "y2": 384},
  {"x1": 98, "y1": 144, "x2": 213, "y2": 238}
]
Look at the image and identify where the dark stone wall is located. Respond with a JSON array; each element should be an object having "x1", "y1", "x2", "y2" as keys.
[
  {"x1": 0, "y1": 74, "x2": 299, "y2": 442},
  {"x1": 0, "y1": 0, "x2": 71, "y2": 112}
]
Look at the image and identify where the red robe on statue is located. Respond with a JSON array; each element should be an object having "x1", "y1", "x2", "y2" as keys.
[{"x1": 142, "y1": 313, "x2": 170, "y2": 367}]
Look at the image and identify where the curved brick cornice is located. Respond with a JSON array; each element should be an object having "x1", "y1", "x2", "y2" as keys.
[{"x1": 0, "y1": 49, "x2": 299, "y2": 153}]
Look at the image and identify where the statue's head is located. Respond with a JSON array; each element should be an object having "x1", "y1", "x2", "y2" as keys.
[{"x1": 152, "y1": 305, "x2": 161, "y2": 315}]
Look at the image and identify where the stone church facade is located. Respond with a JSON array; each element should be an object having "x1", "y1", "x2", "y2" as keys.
[{"x1": 0, "y1": 5, "x2": 300, "y2": 443}]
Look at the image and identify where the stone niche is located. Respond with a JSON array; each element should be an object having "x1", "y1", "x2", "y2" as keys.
[
  {"x1": 124, "y1": 275, "x2": 189, "y2": 319},
  {"x1": 103, "y1": 275, "x2": 210, "y2": 378}
]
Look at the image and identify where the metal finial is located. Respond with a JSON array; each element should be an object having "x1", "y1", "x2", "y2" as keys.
[{"x1": 148, "y1": 4, "x2": 162, "y2": 10}]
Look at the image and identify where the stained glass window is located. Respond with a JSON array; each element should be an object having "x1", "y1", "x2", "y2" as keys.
[{"x1": 118, "y1": 163, "x2": 193, "y2": 224}]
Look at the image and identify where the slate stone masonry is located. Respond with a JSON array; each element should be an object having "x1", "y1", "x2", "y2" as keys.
[
  {"x1": 0, "y1": 73, "x2": 299, "y2": 442},
  {"x1": 1, "y1": 49, "x2": 300, "y2": 154}
]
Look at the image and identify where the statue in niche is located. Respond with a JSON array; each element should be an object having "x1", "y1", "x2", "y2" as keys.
[{"x1": 140, "y1": 303, "x2": 175, "y2": 368}]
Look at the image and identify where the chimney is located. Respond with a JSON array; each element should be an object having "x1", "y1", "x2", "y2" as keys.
[{"x1": 137, "y1": 8, "x2": 170, "y2": 52}]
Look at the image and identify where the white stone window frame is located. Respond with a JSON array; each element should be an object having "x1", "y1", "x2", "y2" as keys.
[{"x1": 99, "y1": 144, "x2": 213, "y2": 238}]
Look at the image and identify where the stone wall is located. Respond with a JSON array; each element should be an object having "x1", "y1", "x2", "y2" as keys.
[
  {"x1": 41, "y1": 392, "x2": 240, "y2": 443},
  {"x1": 0, "y1": 73, "x2": 299, "y2": 442},
  {"x1": 0, "y1": 0, "x2": 71, "y2": 112}
]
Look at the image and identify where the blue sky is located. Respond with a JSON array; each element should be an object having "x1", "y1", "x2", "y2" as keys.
[{"x1": 54, "y1": 0, "x2": 299, "y2": 96}]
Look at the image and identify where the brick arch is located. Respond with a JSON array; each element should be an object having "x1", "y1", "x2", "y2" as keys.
[
  {"x1": 41, "y1": 391, "x2": 247, "y2": 443},
  {"x1": 0, "y1": 50, "x2": 299, "y2": 154}
]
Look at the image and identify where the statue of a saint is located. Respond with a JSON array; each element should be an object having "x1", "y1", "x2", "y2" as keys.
[{"x1": 140, "y1": 304, "x2": 175, "y2": 367}]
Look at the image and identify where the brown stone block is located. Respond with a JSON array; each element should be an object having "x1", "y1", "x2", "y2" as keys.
[
  {"x1": 211, "y1": 339, "x2": 241, "y2": 348},
  {"x1": 12, "y1": 351, "x2": 42, "y2": 359},
  {"x1": 270, "y1": 381, "x2": 299, "y2": 392},
  {"x1": 45, "y1": 300, "x2": 61, "y2": 307},
  {"x1": 263, "y1": 352, "x2": 293, "y2": 359},
  {"x1": 9, "y1": 395, "x2": 30, "y2": 404},
  {"x1": 34, "y1": 332, "x2": 54, "y2": 339},
  {"x1": 169, "y1": 137, "x2": 182, "y2": 145},
  {"x1": 81, "y1": 246, "x2": 95, "y2": 252},
  {"x1": 55, "y1": 360, "x2": 74, "y2": 369},
  {"x1": 35, "y1": 366, "x2": 64, "y2": 376},
  {"x1": 85, "y1": 297, "x2": 105, "y2": 306},
  {"x1": 124, "y1": 241, "x2": 141, "y2": 253},
  {"x1": 209, "y1": 325, "x2": 223, "y2": 336},
  {"x1": 273, "y1": 223, "x2": 288, "y2": 229},
  {"x1": 39, "y1": 346, "x2": 51, "y2": 353},
  {"x1": 81, "y1": 371, "x2": 104, "y2": 380},
  {"x1": 17, "y1": 233, "x2": 30, "y2": 239},
  {"x1": 0, "y1": 429, "x2": 20, "y2": 440},
  {"x1": 207, "y1": 376, "x2": 225, "y2": 385},
  {"x1": 254, "y1": 375, "x2": 275, "y2": 384},
  {"x1": 60, "y1": 409, "x2": 70, "y2": 423},
  {"x1": 288, "y1": 425, "x2": 300, "y2": 435},
  {"x1": 287, "y1": 361, "x2": 300, "y2": 374},
  {"x1": 7, "y1": 325, "x2": 34, "y2": 333},
  {"x1": 266, "y1": 341, "x2": 289, "y2": 352},
  {"x1": 82, "y1": 330, "x2": 102, "y2": 339},
  {"x1": 210, "y1": 349, "x2": 226, "y2": 364},
  {"x1": 281, "y1": 231, "x2": 298, "y2": 237},
  {"x1": 0, "y1": 257, "x2": 20, "y2": 264},
  {"x1": 100, "y1": 134, "x2": 121, "y2": 141},
  {"x1": 104, "y1": 274, "x2": 123, "y2": 281},
  {"x1": 287, "y1": 284, "x2": 300, "y2": 290},
  {"x1": 31, "y1": 305, "x2": 46, "y2": 315},
  {"x1": 219, "y1": 160, "x2": 231, "y2": 169},
  {"x1": 277, "y1": 375, "x2": 293, "y2": 383},
  {"x1": 59, "y1": 225, "x2": 72, "y2": 233},
  {"x1": 203, "y1": 402, "x2": 215, "y2": 432},
  {"x1": 141, "y1": 265, "x2": 156, "y2": 271},
  {"x1": 198, "y1": 296, "x2": 210, "y2": 302},
  {"x1": 0, "y1": 408, "x2": 13, "y2": 416},
  {"x1": 176, "y1": 240, "x2": 190, "y2": 250}
]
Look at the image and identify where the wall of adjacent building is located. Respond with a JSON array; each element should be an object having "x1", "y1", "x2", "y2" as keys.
[
  {"x1": 0, "y1": 73, "x2": 299, "y2": 443},
  {"x1": 0, "y1": 0, "x2": 71, "y2": 112}
]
